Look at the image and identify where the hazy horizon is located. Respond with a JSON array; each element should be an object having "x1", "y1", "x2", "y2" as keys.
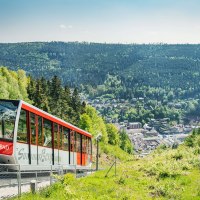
[{"x1": 1, "y1": 41, "x2": 200, "y2": 45}]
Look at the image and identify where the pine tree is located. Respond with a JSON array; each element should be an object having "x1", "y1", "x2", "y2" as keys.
[
  {"x1": 60, "y1": 86, "x2": 71, "y2": 121},
  {"x1": 33, "y1": 79, "x2": 43, "y2": 108},
  {"x1": 27, "y1": 76, "x2": 36, "y2": 100},
  {"x1": 49, "y1": 76, "x2": 62, "y2": 116},
  {"x1": 71, "y1": 87, "x2": 82, "y2": 124}
]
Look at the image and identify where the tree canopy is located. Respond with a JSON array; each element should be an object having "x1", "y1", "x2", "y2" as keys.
[{"x1": 0, "y1": 66, "x2": 30, "y2": 101}]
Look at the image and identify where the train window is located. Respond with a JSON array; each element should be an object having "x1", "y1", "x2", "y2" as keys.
[
  {"x1": 74, "y1": 132, "x2": 77, "y2": 152},
  {"x1": 59, "y1": 126, "x2": 63, "y2": 150},
  {"x1": 43, "y1": 119, "x2": 52, "y2": 148},
  {"x1": 54, "y1": 123, "x2": 59, "y2": 149},
  {"x1": 86, "y1": 137, "x2": 89, "y2": 154},
  {"x1": 70, "y1": 131, "x2": 76, "y2": 152},
  {"x1": 63, "y1": 127, "x2": 69, "y2": 151},
  {"x1": 82, "y1": 135, "x2": 86, "y2": 153},
  {"x1": 30, "y1": 113, "x2": 36, "y2": 145},
  {"x1": 76, "y1": 133, "x2": 81, "y2": 153},
  {"x1": 89, "y1": 138, "x2": 92, "y2": 155},
  {"x1": 0, "y1": 101, "x2": 17, "y2": 141},
  {"x1": 17, "y1": 109, "x2": 27, "y2": 143},
  {"x1": 85, "y1": 136, "x2": 87, "y2": 153},
  {"x1": 38, "y1": 116, "x2": 43, "y2": 146}
]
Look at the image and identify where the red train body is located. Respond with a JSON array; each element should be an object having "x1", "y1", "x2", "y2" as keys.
[{"x1": 0, "y1": 99, "x2": 92, "y2": 170}]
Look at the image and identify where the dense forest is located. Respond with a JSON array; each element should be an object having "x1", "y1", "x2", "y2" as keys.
[
  {"x1": 1, "y1": 42, "x2": 200, "y2": 124},
  {"x1": 0, "y1": 42, "x2": 200, "y2": 91}
]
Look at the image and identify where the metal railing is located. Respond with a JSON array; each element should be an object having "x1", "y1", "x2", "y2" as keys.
[{"x1": 0, "y1": 163, "x2": 90, "y2": 199}]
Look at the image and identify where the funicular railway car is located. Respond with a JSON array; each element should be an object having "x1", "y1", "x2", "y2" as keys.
[{"x1": 0, "y1": 99, "x2": 92, "y2": 170}]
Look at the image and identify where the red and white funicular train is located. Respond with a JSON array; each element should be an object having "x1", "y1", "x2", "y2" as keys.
[{"x1": 0, "y1": 99, "x2": 92, "y2": 170}]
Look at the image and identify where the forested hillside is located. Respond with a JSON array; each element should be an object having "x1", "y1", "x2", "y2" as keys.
[
  {"x1": 0, "y1": 42, "x2": 200, "y2": 92},
  {"x1": 1, "y1": 42, "x2": 200, "y2": 124}
]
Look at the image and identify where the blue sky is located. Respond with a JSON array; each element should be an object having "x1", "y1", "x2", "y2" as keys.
[{"x1": 0, "y1": 0, "x2": 200, "y2": 43}]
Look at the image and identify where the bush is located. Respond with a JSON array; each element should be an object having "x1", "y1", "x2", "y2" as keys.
[
  {"x1": 158, "y1": 144, "x2": 167, "y2": 150},
  {"x1": 40, "y1": 182, "x2": 63, "y2": 198},
  {"x1": 185, "y1": 136, "x2": 194, "y2": 147},
  {"x1": 171, "y1": 152, "x2": 183, "y2": 160},
  {"x1": 62, "y1": 173, "x2": 75, "y2": 185},
  {"x1": 194, "y1": 147, "x2": 200, "y2": 155},
  {"x1": 117, "y1": 176, "x2": 126, "y2": 185},
  {"x1": 172, "y1": 142, "x2": 179, "y2": 149},
  {"x1": 158, "y1": 171, "x2": 170, "y2": 179}
]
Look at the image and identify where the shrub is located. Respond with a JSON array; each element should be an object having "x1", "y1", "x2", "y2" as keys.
[
  {"x1": 172, "y1": 142, "x2": 179, "y2": 149},
  {"x1": 117, "y1": 176, "x2": 126, "y2": 185},
  {"x1": 194, "y1": 147, "x2": 200, "y2": 155},
  {"x1": 40, "y1": 182, "x2": 62, "y2": 198},
  {"x1": 185, "y1": 136, "x2": 194, "y2": 147},
  {"x1": 158, "y1": 171, "x2": 170, "y2": 179},
  {"x1": 171, "y1": 152, "x2": 183, "y2": 160},
  {"x1": 158, "y1": 144, "x2": 167, "y2": 150},
  {"x1": 62, "y1": 173, "x2": 75, "y2": 185}
]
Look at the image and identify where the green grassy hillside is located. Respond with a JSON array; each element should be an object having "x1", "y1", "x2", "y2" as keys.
[{"x1": 14, "y1": 133, "x2": 200, "y2": 200}]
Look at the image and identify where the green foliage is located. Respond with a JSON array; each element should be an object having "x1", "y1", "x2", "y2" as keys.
[
  {"x1": 39, "y1": 182, "x2": 63, "y2": 198},
  {"x1": 106, "y1": 123, "x2": 120, "y2": 145},
  {"x1": 171, "y1": 151, "x2": 183, "y2": 160},
  {"x1": 158, "y1": 144, "x2": 168, "y2": 150},
  {"x1": 185, "y1": 129, "x2": 200, "y2": 148},
  {"x1": 79, "y1": 105, "x2": 108, "y2": 143},
  {"x1": 185, "y1": 136, "x2": 195, "y2": 147},
  {"x1": 0, "y1": 66, "x2": 30, "y2": 101},
  {"x1": 79, "y1": 113, "x2": 94, "y2": 133},
  {"x1": 119, "y1": 129, "x2": 134, "y2": 154},
  {"x1": 100, "y1": 143, "x2": 131, "y2": 161},
  {"x1": 62, "y1": 173, "x2": 75, "y2": 185}
]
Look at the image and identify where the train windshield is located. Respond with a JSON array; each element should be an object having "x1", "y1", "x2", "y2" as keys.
[{"x1": 0, "y1": 100, "x2": 19, "y2": 141}]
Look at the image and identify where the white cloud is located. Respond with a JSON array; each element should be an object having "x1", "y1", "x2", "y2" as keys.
[
  {"x1": 59, "y1": 24, "x2": 66, "y2": 29},
  {"x1": 59, "y1": 24, "x2": 73, "y2": 30}
]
